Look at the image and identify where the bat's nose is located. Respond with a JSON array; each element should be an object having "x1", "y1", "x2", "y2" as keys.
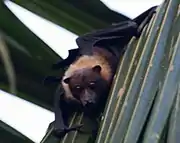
[
  {"x1": 81, "y1": 90, "x2": 96, "y2": 106},
  {"x1": 82, "y1": 99, "x2": 94, "y2": 106}
]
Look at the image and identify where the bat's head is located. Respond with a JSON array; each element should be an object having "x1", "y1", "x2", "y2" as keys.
[{"x1": 63, "y1": 65, "x2": 109, "y2": 113}]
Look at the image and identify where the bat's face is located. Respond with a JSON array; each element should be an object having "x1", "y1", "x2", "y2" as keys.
[{"x1": 63, "y1": 65, "x2": 109, "y2": 112}]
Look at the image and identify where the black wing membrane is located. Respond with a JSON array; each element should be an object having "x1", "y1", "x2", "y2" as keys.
[
  {"x1": 44, "y1": 6, "x2": 158, "y2": 139},
  {"x1": 45, "y1": 86, "x2": 83, "y2": 139},
  {"x1": 52, "y1": 6, "x2": 157, "y2": 70},
  {"x1": 76, "y1": 6, "x2": 157, "y2": 59},
  {"x1": 53, "y1": 86, "x2": 83, "y2": 137},
  {"x1": 52, "y1": 48, "x2": 80, "y2": 70}
]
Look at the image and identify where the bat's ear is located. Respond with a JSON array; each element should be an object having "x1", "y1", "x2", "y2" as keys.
[
  {"x1": 92, "y1": 65, "x2": 101, "y2": 73},
  {"x1": 63, "y1": 77, "x2": 71, "y2": 84}
]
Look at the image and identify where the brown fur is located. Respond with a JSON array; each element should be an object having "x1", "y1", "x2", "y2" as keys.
[{"x1": 62, "y1": 47, "x2": 118, "y2": 102}]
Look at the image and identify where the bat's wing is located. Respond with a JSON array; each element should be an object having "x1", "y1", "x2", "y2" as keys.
[
  {"x1": 76, "y1": 20, "x2": 137, "y2": 58},
  {"x1": 51, "y1": 48, "x2": 80, "y2": 70},
  {"x1": 76, "y1": 6, "x2": 157, "y2": 58},
  {"x1": 45, "y1": 85, "x2": 83, "y2": 139},
  {"x1": 52, "y1": 6, "x2": 157, "y2": 70}
]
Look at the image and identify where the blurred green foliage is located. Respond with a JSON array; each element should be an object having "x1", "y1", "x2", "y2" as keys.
[{"x1": 0, "y1": 0, "x2": 129, "y2": 142}]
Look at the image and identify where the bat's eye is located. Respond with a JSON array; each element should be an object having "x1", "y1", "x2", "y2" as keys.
[
  {"x1": 74, "y1": 85, "x2": 82, "y2": 92},
  {"x1": 89, "y1": 82, "x2": 95, "y2": 85},
  {"x1": 89, "y1": 82, "x2": 95, "y2": 88},
  {"x1": 76, "y1": 85, "x2": 81, "y2": 89}
]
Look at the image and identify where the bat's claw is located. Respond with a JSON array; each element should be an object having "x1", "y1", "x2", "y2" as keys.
[{"x1": 53, "y1": 124, "x2": 84, "y2": 138}]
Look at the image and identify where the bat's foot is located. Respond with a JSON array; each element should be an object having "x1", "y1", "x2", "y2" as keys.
[{"x1": 53, "y1": 124, "x2": 84, "y2": 138}]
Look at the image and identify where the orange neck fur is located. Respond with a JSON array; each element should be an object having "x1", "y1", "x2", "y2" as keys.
[{"x1": 63, "y1": 55, "x2": 112, "y2": 82}]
